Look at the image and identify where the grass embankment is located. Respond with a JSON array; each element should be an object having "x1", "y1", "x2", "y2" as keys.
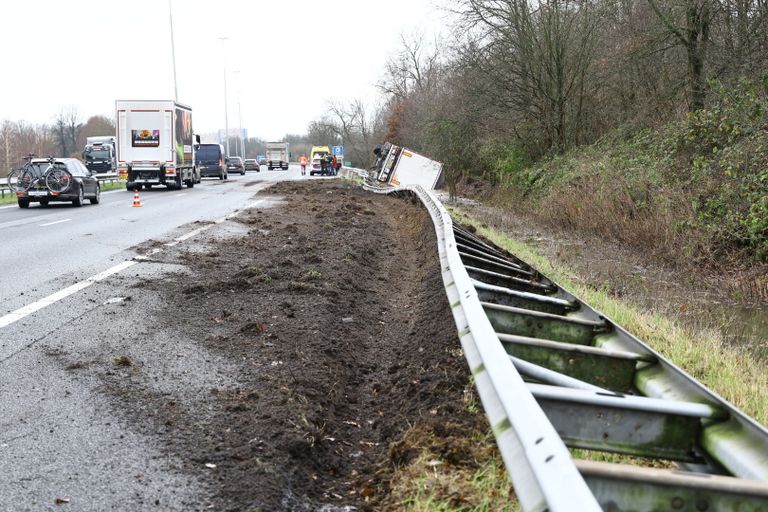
[{"x1": 482, "y1": 80, "x2": 768, "y2": 298}]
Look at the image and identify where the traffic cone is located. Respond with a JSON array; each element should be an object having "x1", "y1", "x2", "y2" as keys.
[{"x1": 132, "y1": 189, "x2": 142, "y2": 207}]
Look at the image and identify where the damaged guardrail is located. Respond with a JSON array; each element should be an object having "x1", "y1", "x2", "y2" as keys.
[{"x1": 358, "y1": 178, "x2": 768, "y2": 511}]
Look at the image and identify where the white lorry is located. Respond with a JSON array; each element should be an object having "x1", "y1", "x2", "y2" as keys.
[
  {"x1": 376, "y1": 144, "x2": 443, "y2": 190},
  {"x1": 265, "y1": 142, "x2": 290, "y2": 170},
  {"x1": 116, "y1": 100, "x2": 200, "y2": 190}
]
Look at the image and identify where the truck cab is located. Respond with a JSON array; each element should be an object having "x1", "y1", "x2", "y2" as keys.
[{"x1": 83, "y1": 136, "x2": 117, "y2": 173}]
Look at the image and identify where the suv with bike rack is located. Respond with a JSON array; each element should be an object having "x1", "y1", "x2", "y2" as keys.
[{"x1": 8, "y1": 155, "x2": 101, "y2": 209}]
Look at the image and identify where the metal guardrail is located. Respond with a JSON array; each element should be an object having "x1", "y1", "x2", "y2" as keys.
[
  {"x1": 358, "y1": 178, "x2": 768, "y2": 511},
  {"x1": 0, "y1": 173, "x2": 120, "y2": 199}
]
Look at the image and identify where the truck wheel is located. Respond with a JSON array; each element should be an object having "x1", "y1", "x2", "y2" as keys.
[{"x1": 186, "y1": 179, "x2": 194, "y2": 188}]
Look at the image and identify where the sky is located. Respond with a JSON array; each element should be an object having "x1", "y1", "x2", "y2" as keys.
[{"x1": 0, "y1": 0, "x2": 446, "y2": 140}]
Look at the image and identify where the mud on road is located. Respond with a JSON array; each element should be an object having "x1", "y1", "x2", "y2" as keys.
[{"x1": 75, "y1": 180, "x2": 483, "y2": 510}]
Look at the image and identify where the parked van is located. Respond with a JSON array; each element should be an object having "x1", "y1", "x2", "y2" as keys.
[{"x1": 195, "y1": 143, "x2": 228, "y2": 180}]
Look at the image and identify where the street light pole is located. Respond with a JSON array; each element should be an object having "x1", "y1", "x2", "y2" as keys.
[
  {"x1": 218, "y1": 37, "x2": 230, "y2": 157},
  {"x1": 168, "y1": 0, "x2": 178, "y2": 102},
  {"x1": 234, "y1": 70, "x2": 244, "y2": 158}
]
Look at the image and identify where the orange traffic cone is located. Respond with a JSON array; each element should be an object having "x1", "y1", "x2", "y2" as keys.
[{"x1": 132, "y1": 189, "x2": 142, "y2": 207}]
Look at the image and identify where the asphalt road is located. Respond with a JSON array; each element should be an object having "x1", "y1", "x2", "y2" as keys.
[{"x1": 0, "y1": 164, "x2": 312, "y2": 510}]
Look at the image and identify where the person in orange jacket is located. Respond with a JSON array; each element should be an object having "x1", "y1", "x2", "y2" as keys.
[
  {"x1": 331, "y1": 154, "x2": 338, "y2": 175},
  {"x1": 299, "y1": 154, "x2": 308, "y2": 175}
]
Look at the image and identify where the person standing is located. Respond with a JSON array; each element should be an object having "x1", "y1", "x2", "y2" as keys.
[
  {"x1": 299, "y1": 154, "x2": 308, "y2": 175},
  {"x1": 320, "y1": 155, "x2": 327, "y2": 175},
  {"x1": 331, "y1": 154, "x2": 338, "y2": 174}
]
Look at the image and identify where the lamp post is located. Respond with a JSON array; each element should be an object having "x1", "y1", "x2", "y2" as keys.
[
  {"x1": 168, "y1": 0, "x2": 178, "y2": 102},
  {"x1": 234, "y1": 70, "x2": 244, "y2": 158},
  {"x1": 218, "y1": 37, "x2": 230, "y2": 157}
]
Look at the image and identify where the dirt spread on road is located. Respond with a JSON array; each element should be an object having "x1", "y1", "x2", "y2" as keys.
[{"x1": 93, "y1": 180, "x2": 485, "y2": 510}]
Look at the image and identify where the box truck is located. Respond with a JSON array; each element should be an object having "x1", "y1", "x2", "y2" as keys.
[
  {"x1": 83, "y1": 136, "x2": 117, "y2": 173},
  {"x1": 116, "y1": 100, "x2": 200, "y2": 190},
  {"x1": 376, "y1": 144, "x2": 443, "y2": 189},
  {"x1": 266, "y1": 142, "x2": 290, "y2": 170}
]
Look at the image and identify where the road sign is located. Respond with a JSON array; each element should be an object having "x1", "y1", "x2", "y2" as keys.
[{"x1": 333, "y1": 146, "x2": 344, "y2": 156}]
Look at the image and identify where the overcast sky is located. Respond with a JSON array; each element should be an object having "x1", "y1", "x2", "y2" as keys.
[{"x1": 0, "y1": 0, "x2": 446, "y2": 140}]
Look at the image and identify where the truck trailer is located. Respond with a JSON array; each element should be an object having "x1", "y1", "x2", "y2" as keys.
[
  {"x1": 116, "y1": 100, "x2": 200, "y2": 190},
  {"x1": 376, "y1": 144, "x2": 443, "y2": 190},
  {"x1": 265, "y1": 142, "x2": 290, "y2": 170}
]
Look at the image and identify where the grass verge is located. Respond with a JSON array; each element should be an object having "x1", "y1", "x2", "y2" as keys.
[
  {"x1": 449, "y1": 207, "x2": 768, "y2": 427},
  {"x1": 381, "y1": 383, "x2": 519, "y2": 512}
]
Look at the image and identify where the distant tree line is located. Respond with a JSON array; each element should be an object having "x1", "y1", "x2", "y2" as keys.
[
  {"x1": 1, "y1": 109, "x2": 115, "y2": 176},
  {"x1": 364, "y1": 0, "x2": 768, "y2": 193}
]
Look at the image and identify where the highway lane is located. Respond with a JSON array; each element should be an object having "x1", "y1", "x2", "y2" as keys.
[
  {"x1": 0, "y1": 166, "x2": 304, "y2": 316},
  {"x1": 0, "y1": 164, "x2": 314, "y2": 508}
]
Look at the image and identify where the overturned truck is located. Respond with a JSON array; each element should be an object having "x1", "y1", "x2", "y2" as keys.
[{"x1": 372, "y1": 143, "x2": 443, "y2": 190}]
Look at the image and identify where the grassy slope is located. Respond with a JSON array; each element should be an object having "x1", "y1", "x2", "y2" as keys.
[{"x1": 488, "y1": 83, "x2": 768, "y2": 270}]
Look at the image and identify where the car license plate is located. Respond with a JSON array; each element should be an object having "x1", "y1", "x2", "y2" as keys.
[{"x1": 28, "y1": 190, "x2": 48, "y2": 196}]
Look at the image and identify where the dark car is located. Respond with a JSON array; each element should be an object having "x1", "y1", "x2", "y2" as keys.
[
  {"x1": 195, "y1": 144, "x2": 228, "y2": 180},
  {"x1": 227, "y1": 156, "x2": 245, "y2": 175},
  {"x1": 244, "y1": 159, "x2": 260, "y2": 172},
  {"x1": 16, "y1": 158, "x2": 100, "y2": 208}
]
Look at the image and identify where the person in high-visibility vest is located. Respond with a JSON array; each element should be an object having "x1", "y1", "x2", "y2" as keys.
[{"x1": 299, "y1": 155, "x2": 308, "y2": 176}]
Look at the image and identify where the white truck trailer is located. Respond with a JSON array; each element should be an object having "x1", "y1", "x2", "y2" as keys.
[
  {"x1": 376, "y1": 144, "x2": 443, "y2": 189},
  {"x1": 265, "y1": 142, "x2": 290, "y2": 170},
  {"x1": 116, "y1": 100, "x2": 200, "y2": 190}
]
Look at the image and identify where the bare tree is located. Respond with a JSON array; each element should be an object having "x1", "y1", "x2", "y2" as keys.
[
  {"x1": 53, "y1": 106, "x2": 81, "y2": 157},
  {"x1": 647, "y1": 0, "x2": 715, "y2": 110},
  {"x1": 456, "y1": 0, "x2": 603, "y2": 153}
]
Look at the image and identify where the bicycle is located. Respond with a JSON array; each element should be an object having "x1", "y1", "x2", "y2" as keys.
[{"x1": 8, "y1": 154, "x2": 72, "y2": 194}]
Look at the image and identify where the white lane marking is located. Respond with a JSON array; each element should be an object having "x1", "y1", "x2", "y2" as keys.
[
  {"x1": 0, "y1": 212, "x2": 68, "y2": 230},
  {"x1": 0, "y1": 260, "x2": 137, "y2": 331},
  {"x1": 0, "y1": 204, "x2": 17, "y2": 210},
  {"x1": 174, "y1": 193, "x2": 187, "y2": 197},
  {"x1": 0, "y1": 198, "x2": 266, "y2": 334},
  {"x1": 40, "y1": 218, "x2": 71, "y2": 227}
]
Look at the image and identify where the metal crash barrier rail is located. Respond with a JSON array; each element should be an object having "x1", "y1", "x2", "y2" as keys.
[{"x1": 357, "y1": 178, "x2": 768, "y2": 511}]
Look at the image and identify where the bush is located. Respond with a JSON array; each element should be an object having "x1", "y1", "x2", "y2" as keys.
[{"x1": 488, "y1": 77, "x2": 768, "y2": 263}]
